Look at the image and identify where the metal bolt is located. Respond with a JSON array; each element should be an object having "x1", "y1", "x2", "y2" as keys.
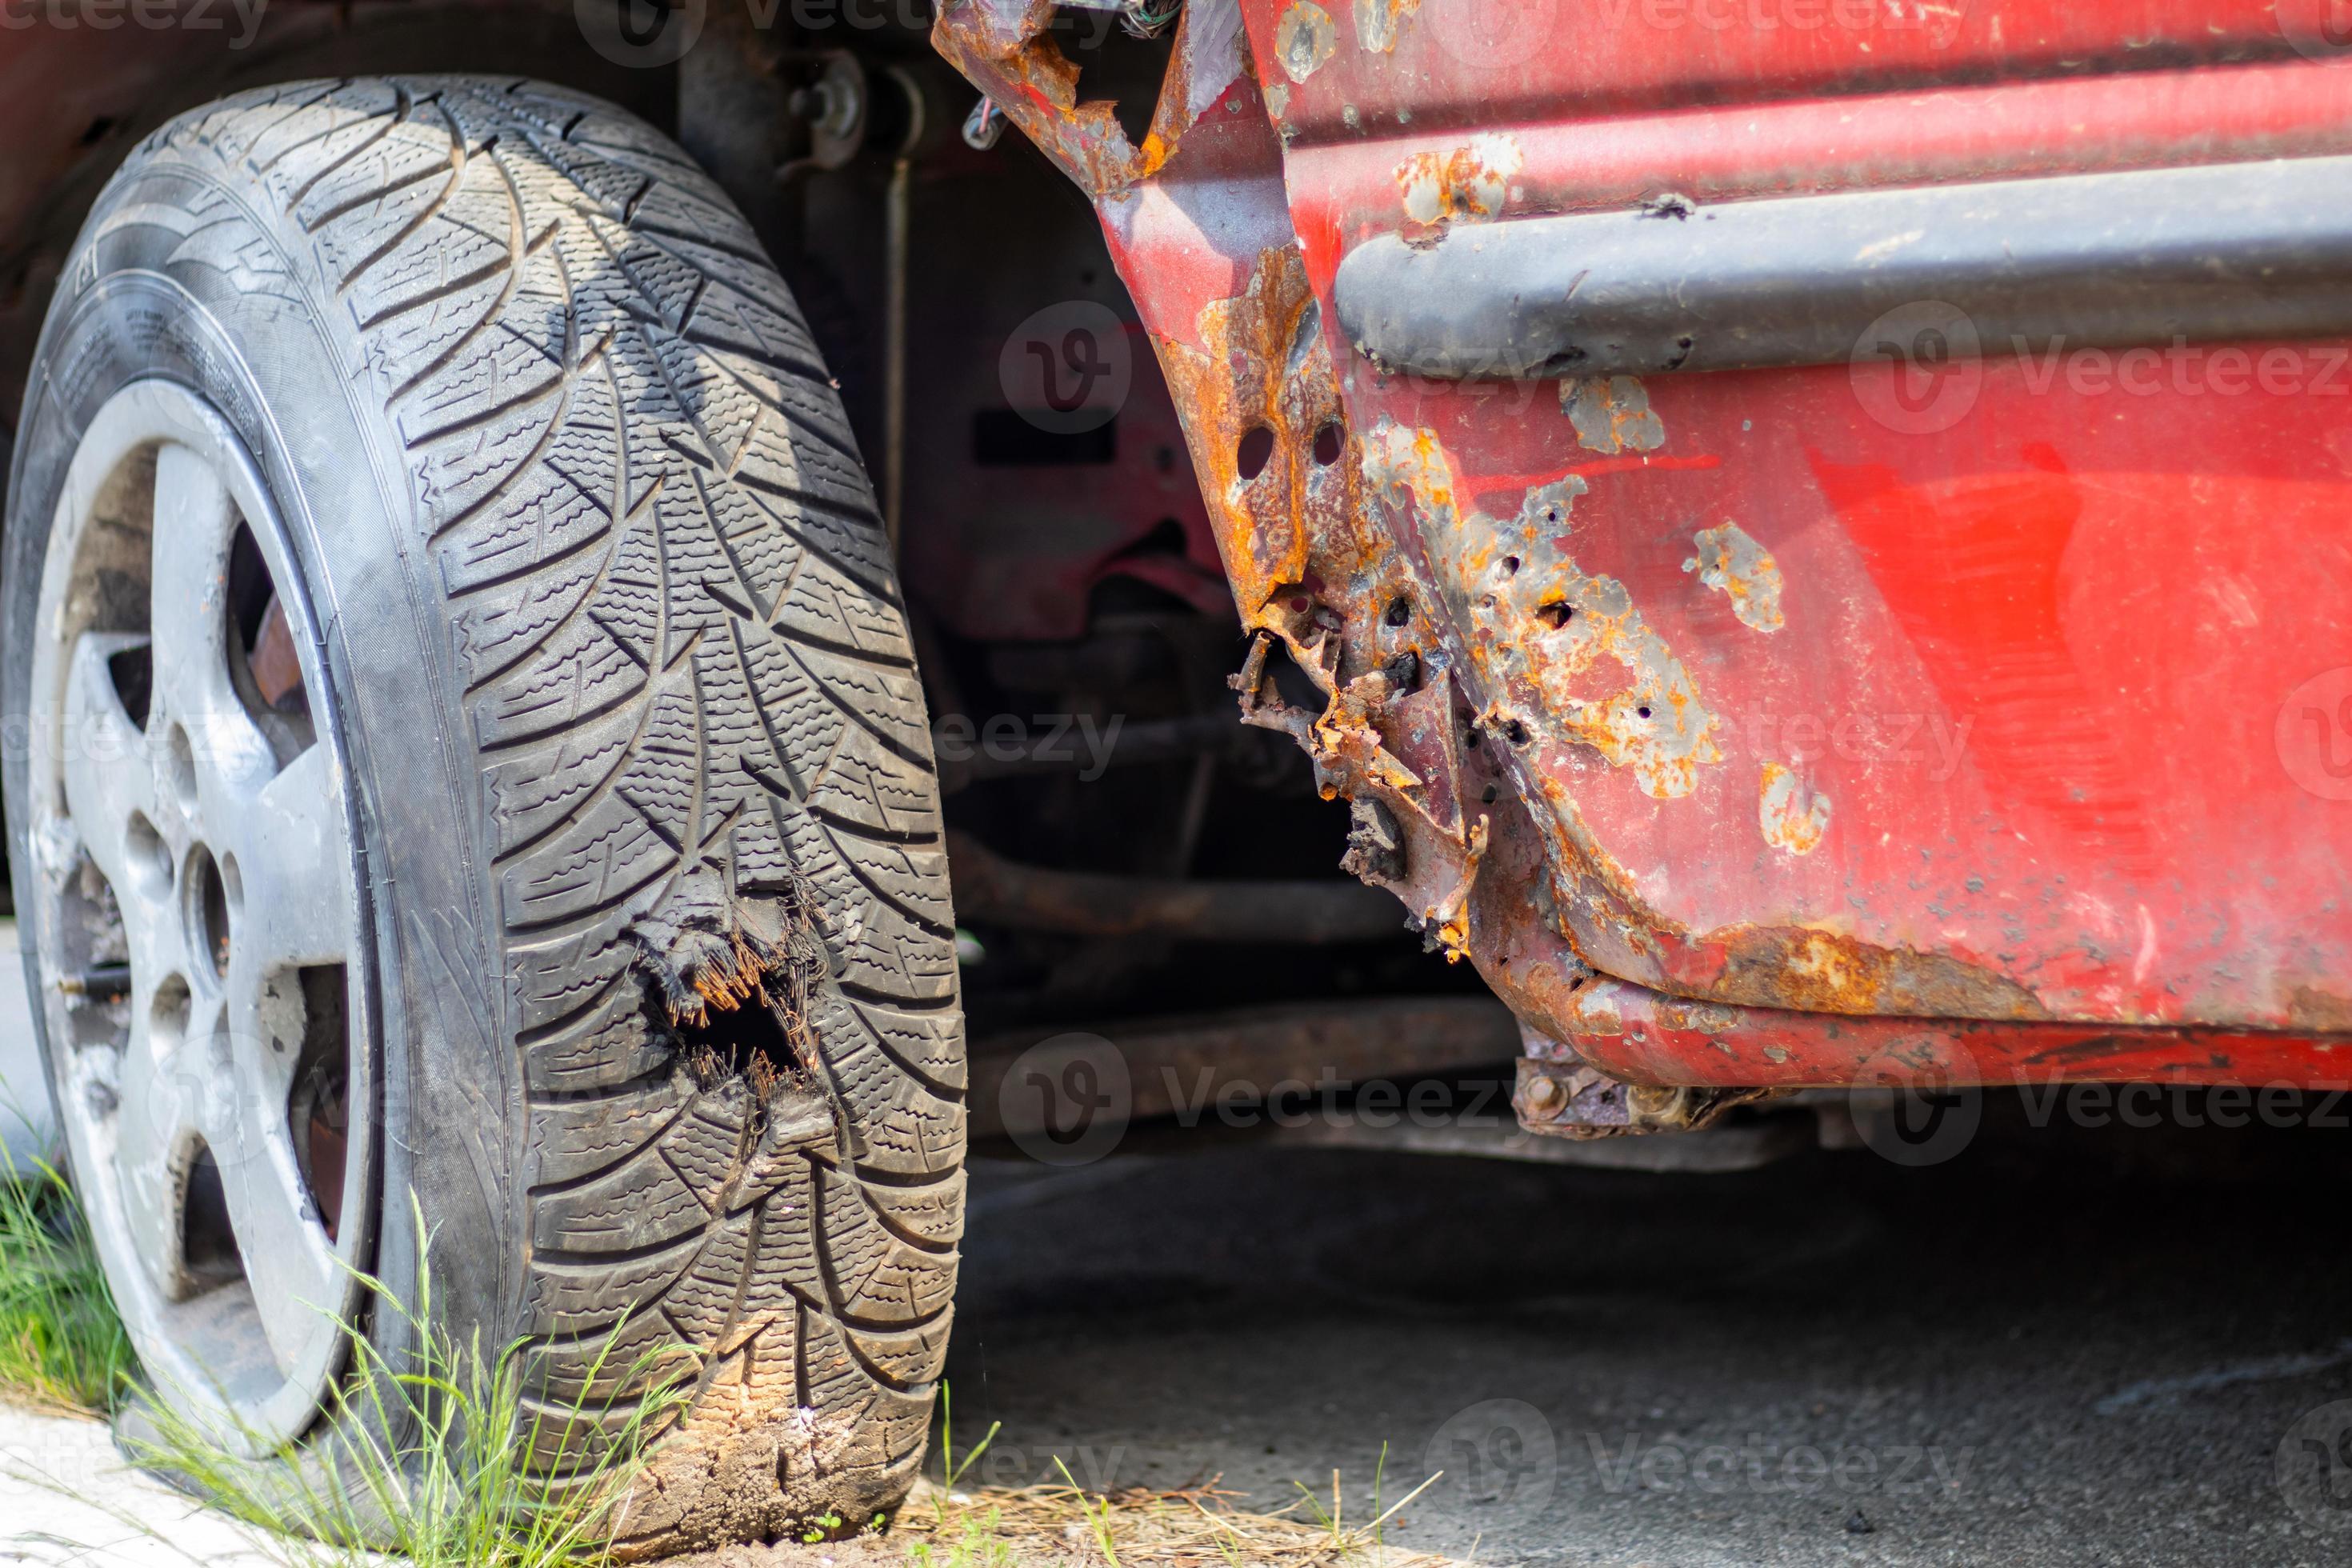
[{"x1": 1524, "y1": 1074, "x2": 1566, "y2": 1114}]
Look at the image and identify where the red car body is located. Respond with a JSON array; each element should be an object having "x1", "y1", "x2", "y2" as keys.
[{"x1": 937, "y1": 0, "x2": 2352, "y2": 1110}]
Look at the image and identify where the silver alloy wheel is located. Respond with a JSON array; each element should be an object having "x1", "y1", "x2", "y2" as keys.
[{"x1": 24, "y1": 378, "x2": 374, "y2": 1450}]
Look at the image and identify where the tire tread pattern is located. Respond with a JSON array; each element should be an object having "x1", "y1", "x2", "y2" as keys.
[{"x1": 151, "y1": 76, "x2": 962, "y2": 1553}]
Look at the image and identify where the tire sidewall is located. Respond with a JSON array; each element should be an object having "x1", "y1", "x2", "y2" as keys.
[{"x1": 3, "y1": 141, "x2": 522, "y2": 1444}]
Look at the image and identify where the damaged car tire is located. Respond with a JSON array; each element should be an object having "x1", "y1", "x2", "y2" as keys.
[{"x1": 2, "y1": 77, "x2": 962, "y2": 1552}]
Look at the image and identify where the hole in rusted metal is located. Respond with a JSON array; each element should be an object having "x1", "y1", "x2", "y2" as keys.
[
  {"x1": 1236, "y1": 425, "x2": 1276, "y2": 481},
  {"x1": 1503, "y1": 555, "x2": 1521, "y2": 575},
  {"x1": 1383, "y1": 594, "x2": 1412, "y2": 626},
  {"x1": 1058, "y1": 4, "x2": 1178, "y2": 146},
  {"x1": 1312, "y1": 420, "x2": 1344, "y2": 466},
  {"x1": 1536, "y1": 601, "x2": 1572, "y2": 629},
  {"x1": 1637, "y1": 705, "x2": 1652, "y2": 719},
  {"x1": 1504, "y1": 718, "x2": 1532, "y2": 746}
]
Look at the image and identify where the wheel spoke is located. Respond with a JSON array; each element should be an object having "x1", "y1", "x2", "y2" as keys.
[
  {"x1": 148, "y1": 441, "x2": 274, "y2": 812},
  {"x1": 226, "y1": 744, "x2": 354, "y2": 974},
  {"x1": 113, "y1": 986, "x2": 208, "y2": 1302},
  {"x1": 60, "y1": 631, "x2": 163, "y2": 906},
  {"x1": 204, "y1": 1065, "x2": 343, "y2": 1374}
]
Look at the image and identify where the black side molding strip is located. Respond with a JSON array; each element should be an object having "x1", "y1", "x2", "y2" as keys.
[{"x1": 1333, "y1": 155, "x2": 2352, "y2": 380}]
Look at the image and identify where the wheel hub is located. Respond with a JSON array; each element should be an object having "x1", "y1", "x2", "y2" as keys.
[{"x1": 24, "y1": 380, "x2": 375, "y2": 1450}]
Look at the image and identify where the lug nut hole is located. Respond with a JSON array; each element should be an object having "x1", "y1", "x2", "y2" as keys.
[{"x1": 190, "y1": 844, "x2": 232, "y2": 981}]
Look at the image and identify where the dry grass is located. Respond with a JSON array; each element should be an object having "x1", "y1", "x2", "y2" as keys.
[
  {"x1": 845, "y1": 1388, "x2": 1466, "y2": 1568},
  {"x1": 678, "y1": 1457, "x2": 1469, "y2": 1568},
  {"x1": 884, "y1": 1468, "x2": 1461, "y2": 1568}
]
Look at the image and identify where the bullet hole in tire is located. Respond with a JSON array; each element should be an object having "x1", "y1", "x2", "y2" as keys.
[{"x1": 660, "y1": 986, "x2": 803, "y2": 1124}]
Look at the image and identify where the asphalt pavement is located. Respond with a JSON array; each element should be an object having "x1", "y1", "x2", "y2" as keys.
[{"x1": 940, "y1": 1108, "x2": 2352, "y2": 1566}]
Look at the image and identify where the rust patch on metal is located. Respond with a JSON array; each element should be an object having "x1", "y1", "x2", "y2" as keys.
[
  {"x1": 1156, "y1": 246, "x2": 1360, "y2": 619},
  {"x1": 1362, "y1": 422, "x2": 1722, "y2": 800},
  {"x1": 1153, "y1": 250, "x2": 1498, "y2": 969},
  {"x1": 1707, "y1": 926, "x2": 2050, "y2": 1019},
  {"x1": 1396, "y1": 134, "x2": 1522, "y2": 242},
  {"x1": 1758, "y1": 762, "x2": 1829, "y2": 854},
  {"x1": 2284, "y1": 984, "x2": 2352, "y2": 1033},
  {"x1": 1353, "y1": 0, "x2": 1422, "y2": 52},
  {"x1": 1685, "y1": 520, "x2": 1783, "y2": 632},
  {"x1": 1561, "y1": 374, "x2": 1663, "y2": 454},
  {"x1": 1274, "y1": 0, "x2": 1338, "y2": 82},
  {"x1": 930, "y1": 0, "x2": 1244, "y2": 198}
]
